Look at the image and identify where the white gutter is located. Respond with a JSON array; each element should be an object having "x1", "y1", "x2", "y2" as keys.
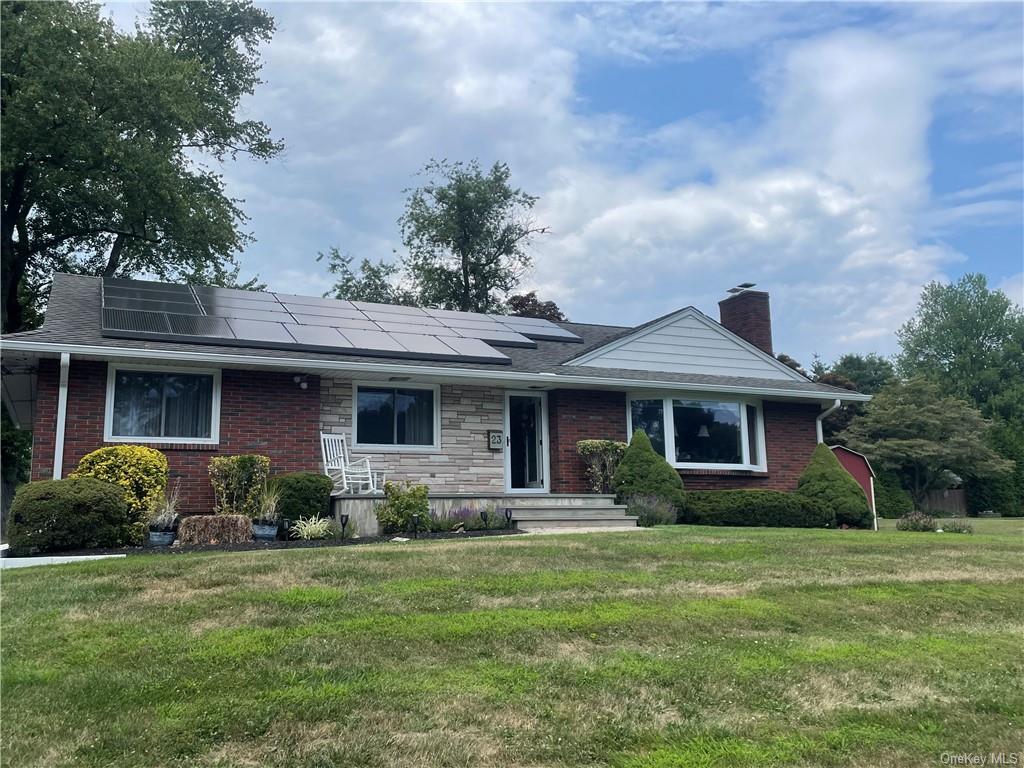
[
  {"x1": 816, "y1": 398, "x2": 842, "y2": 443},
  {"x1": 53, "y1": 352, "x2": 70, "y2": 479},
  {"x1": 1, "y1": 339, "x2": 873, "y2": 403}
]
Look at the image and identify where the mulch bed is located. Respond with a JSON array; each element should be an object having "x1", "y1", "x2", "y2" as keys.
[{"x1": 9, "y1": 527, "x2": 523, "y2": 558}]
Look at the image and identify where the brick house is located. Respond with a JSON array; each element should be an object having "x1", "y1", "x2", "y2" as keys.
[{"x1": 2, "y1": 274, "x2": 867, "y2": 531}]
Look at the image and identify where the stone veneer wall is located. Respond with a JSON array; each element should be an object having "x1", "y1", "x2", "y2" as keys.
[{"x1": 320, "y1": 378, "x2": 505, "y2": 493}]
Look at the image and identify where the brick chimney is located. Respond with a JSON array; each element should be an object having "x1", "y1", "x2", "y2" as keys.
[{"x1": 718, "y1": 288, "x2": 773, "y2": 355}]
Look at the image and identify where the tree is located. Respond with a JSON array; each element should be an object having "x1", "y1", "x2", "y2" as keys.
[
  {"x1": 319, "y1": 249, "x2": 414, "y2": 305},
  {"x1": 964, "y1": 422, "x2": 1024, "y2": 517},
  {"x1": 400, "y1": 159, "x2": 548, "y2": 313},
  {"x1": 506, "y1": 292, "x2": 567, "y2": 321},
  {"x1": 776, "y1": 353, "x2": 808, "y2": 377},
  {"x1": 1, "y1": 0, "x2": 280, "y2": 332},
  {"x1": 795, "y1": 443, "x2": 872, "y2": 528},
  {"x1": 897, "y1": 274, "x2": 1024, "y2": 419},
  {"x1": 612, "y1": 430, "x2": 686, "y2": 511},
  {"x1": 840, "y1": 378, "x2": 1012, "y2": 507},
  {"x1": 828, "y1": 353, "x2": 895, "y2": 395}
]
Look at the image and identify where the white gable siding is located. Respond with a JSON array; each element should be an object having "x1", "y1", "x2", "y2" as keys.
[{"x1": 570, "y1": 311, "x2": 801, "y2": 380}]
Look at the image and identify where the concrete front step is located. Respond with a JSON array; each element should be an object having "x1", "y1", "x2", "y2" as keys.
[
  {"x1": 500, "y1": 494, "x2": 618, "y2": 508},
  {"x1": 514, "y1": 516, "x2": 639, "y2": 530},
  {"x1": 508, "y1": 505, "x2": 629, "y2": 519}
]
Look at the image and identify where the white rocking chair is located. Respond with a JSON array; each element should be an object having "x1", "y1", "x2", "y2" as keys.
[{"x1": 320, "y1": 432, "x2": 384, "y2": 495}]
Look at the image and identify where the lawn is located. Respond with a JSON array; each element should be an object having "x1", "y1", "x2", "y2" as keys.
[{"x1": 2, "y1": 523, "x2": 1022, "y2": 768}]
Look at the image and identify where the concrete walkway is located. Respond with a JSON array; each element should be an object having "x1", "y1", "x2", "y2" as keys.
[
  {"x1": 1, "y1": 553, "x2": 126, "y2": 569},
  {"x1": 525, "y1": 526, "x2": 650, "y2": 535}
]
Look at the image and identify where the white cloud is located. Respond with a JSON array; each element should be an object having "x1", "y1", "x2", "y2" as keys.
[{"x1": 101, "y1": 2, "x2": 1022, "y2": 362}]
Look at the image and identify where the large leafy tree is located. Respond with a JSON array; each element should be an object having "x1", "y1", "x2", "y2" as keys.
[
  {"x1": 841, "y1": 378, "x2": 1012, "y2": 506},
  {"x1": 1, "y1": 0, "x2": 281, "y2": 332},
  {"x1": 897, "y1": 274, "x2": 1024, "y2": 420},
  {"x1": 399, "y1": 160, "x2": 548, "y2": 313},
  {"x1": 319, "y1": 248, "x2": 414, "y2": 306},
  {"x1": 506, "y1": 292, "x2": 567, "y2": 321},
  {"x1": 811, "y1": 353, "x2": 895, "y2": 441}
]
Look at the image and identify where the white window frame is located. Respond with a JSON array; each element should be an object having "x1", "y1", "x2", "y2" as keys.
[
  {"x1": 626, "y1": 392, "x2": 767, "y2": 472},
  {"x1": 104, "y1": 364, "x2": 221, "y2": 445},
  {"x1": 351, "y1": 381, "x2": 441, "y2": 453}
]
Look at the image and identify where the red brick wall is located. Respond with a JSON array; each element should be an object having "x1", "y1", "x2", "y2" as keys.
[
  {"x1": 31, "y1": 359, "x2": 321, "y2": 514},
  {"x1": 549, "y1": 389, "x2": 628, "y2": 493},
  {"x1": 546, "y1": 390, "x2": 819, "y2": 493},
  {"x1": 718, "y1": 290, "x2": 773, "y2": 355}
]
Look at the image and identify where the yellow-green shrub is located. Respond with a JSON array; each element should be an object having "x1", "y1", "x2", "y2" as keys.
[
  {"x1": 72, "y1": 446, "x2": 168, "y2": 543},
  {"x1": 209, "y1": 455, "x2": 270, "y2": 516}
]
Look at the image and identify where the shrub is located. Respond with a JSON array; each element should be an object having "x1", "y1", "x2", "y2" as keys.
[
  {"x1": 679, "y1": 490, "x2": 834, "y2": 528},
  {"x1": 375, "y1": 480, "x2": 429, "y2": 534},
  {"x1": 72, "y1": 445, "x2": 168, "y2": 543},
  {"x1": 576, "y1": 439, "x2": 628, "y2": 494},
  {"x1": 433, "y1": 504, "x2": 504, "y2": 531},
  {"x1": 290, "y1": 516, "x2": 339, "y2": 540},
  {"x1": 625, "y1": 494, "x2": 676, "y2": 527},
  {"x1": 965, "y1": 423, "x2": 1023, "y2": 516},
  {"x1": 8, "y1": 478, "x2": 132, "y2": 555},
  {"x1": 796, "y1": 444, "x2": 872, "y2": 528},
  {"x1": 148, "y1": 481, "x2": 181, "y2": 532},
  {"x1": 612, "y1": 430, "x2": 685, "y2": 511},
  {"x1": 209, "y1": 455, "x2": 270, "y2": 516},
  {"x1": 273, "y1": 472, "x2": 334, "y2": 520},
  {"x1": 177, "y1": 514, "x2": 253, "y2": 545},
  {"x1": 874, "y1": 472, "x2": 914, "y2": 519},
  {"x1": 941, "y1": 518, "x2": 973, "y2": 535},
  {"x1": 896, "y1": 511, "x2": 937, "y2": 532}
]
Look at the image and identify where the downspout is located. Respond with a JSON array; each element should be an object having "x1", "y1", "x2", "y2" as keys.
[
  {"x1": 816, "y1": 398, "x2": 841, "y2": 444},
  {"x1": 52, "y1": 353, "x2": 70, "y2": 479}
]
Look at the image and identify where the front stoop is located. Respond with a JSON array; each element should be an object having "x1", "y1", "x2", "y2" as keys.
[{"x1": 510, "y1": 501, "x2": 639, "y2": 531}]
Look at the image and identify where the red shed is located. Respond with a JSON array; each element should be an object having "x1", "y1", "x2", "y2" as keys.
[{"x1": 830, "y1": 445, "x2": 877, "y2": 530}]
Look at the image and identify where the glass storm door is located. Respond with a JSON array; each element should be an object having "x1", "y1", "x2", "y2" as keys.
[{"x1": 505, "y1": 393, "x2": 548, "y2": 492}]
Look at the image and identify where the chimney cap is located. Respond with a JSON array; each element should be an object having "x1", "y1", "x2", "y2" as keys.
[{"x1": 726, "y1": 282, "x2": 757, "y2": 294}]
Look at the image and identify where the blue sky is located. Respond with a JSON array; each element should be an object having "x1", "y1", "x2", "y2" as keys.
[{"x1": 108, "y1": 2, "x2": 1023, "y2": 364}]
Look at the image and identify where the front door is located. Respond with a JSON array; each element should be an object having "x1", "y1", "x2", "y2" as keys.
[{"x1": 505, "y1": 392, "x2": 549, "y2": 492}]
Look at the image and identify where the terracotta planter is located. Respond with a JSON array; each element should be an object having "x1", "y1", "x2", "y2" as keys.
[
  {"x1": 149, "y1": 530, "x2": 175, "y2": 547},
  {"x1": 253, "y1": 523, "x2": 278, "y2": 541}
]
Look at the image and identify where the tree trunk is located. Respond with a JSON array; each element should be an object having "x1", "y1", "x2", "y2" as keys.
[
  {"x1": 459, "y1": 250, "x2": 471, "y2": 312},
  {"x1": 1, "y1": 165, "x2": 30, "y2": 333},
  {"x1": 103, "y1": 232, "x2": 128, "y2": 277}
]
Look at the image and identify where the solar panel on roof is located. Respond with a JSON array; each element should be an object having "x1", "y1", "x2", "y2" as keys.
[
  {"x1": 350, "y1": 300, "x2": 426, "y2": 316},
  {"x1": 340, "y1": 329, "x2": 408, "y2": 352},
  {"x1": 272, "y1": 293, "x2": 357, "y2": 309},
  {"x1": 440, "y1": 336, "x2": 511, "y2": 360},
  {"x1": 211, "y1": 306, "x2": 295, "y2": 322},
  {"x1": 281, "y1": 303, "x2": 367, "y2": 320},
  {"x1": 425, "y1": 307, "x2": 494, "y2": 322},
  {"x1": 104, "y1": 295, "x2": 204, "y2": 314},
  {"x1": 105, "y1": 286, "x2": 196, "y2": 303},
  {"x1": 375, "y1": 320, "x2": 459, "y2": 336},
  {"x1": 389, "y1": 333, "x2": 459, "y2": 356},
  {"x1": 167, "y1": 313, "x2": 233, "y2": 338},
  {"x1": 283, "y1": 324, "x2": 353, "y2": 348},
  {"x1": 192, "y1": 285, "x2": 279, "y2": 303},
  {"x1": 362, "y1": 309, "x2": 442, "y2": 325},
  {"x1": 103, "y1": 308, "x2": 172, "y2": 334},
  {"x1": 226, "y1": 318, "x2": 296, "y2": 344}
]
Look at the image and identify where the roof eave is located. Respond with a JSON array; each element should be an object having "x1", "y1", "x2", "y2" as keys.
[{"x1": 0, "y1": 339, "x2": 872, "y2": 402}]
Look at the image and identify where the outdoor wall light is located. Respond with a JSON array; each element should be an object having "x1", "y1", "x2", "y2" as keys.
[
  {"x1": 293, "y1": 374, "x2": 309, "y2": 390},
  {"x1": 504, "y1": 508, "x2": 513, "y2": 529},
  {"x1": 411, "y1": 513, "x2": 420, "y2": 539}
]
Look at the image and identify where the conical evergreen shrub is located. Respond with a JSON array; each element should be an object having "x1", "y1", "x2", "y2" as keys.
[
  {"x1": 612, "y1": 430, "x2": 685, "y2": 511},
  {"x1": 796, "y1": 443, "x2": 871, "y2": 527}
]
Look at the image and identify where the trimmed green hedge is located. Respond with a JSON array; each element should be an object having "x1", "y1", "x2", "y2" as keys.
[
  {"x1": 796, "y1": 444, "x2": 872, "y2": 528},
  {"x1": 273, "y1": 472, "x2": 334, "y2": 520},
  {"x1": 875, "y1": 472, "x2": 914, "y2": 518},
  {"x1": 679, "y1": 490, "x2": 834, "y2": 528},
  {"x1": 8, "y1": 478, "x2": 132, "y2": 555},
  {"x1": 612, "y1": 430, "x2": 685, "y2": 510}
]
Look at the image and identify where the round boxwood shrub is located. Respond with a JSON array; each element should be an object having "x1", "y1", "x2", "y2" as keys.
[
  {"x1": 679, "y1": 490, "x2": 834, "y2": 528},
  {"x1": 273, "y1": 472, "x2": 334, "y2": 520},
  {"x1": 8, "y1": 478, "x2": 132, "y2": 555},
  {"x1": 612, "y1": 430, "x2": 685, "y2": 511},
  {"x1": 796, "y1": 444, "x2": 872, "y2": 528},
  {"x1": 376, "y1": 480, "x2": 429, "y2": 534}
]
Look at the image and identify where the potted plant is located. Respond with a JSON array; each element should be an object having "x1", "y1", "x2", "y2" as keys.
[
  {"x1": 147, "y1": 483, "x2": 180, "y2": 546},
  {"x1": 252, "y1": 486, "x2": 281, "y2": 540}
]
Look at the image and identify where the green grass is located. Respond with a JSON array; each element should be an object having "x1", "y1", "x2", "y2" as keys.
[{"x1": 2, "y1": 523, "x2": 1022, "y2": 767}]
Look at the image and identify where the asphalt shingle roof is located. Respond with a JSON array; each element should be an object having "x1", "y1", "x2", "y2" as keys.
[{"x1": 2, "y1": 274, "x2": 863, "y2": 399}]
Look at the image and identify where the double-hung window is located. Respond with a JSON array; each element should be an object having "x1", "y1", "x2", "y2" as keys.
[
  {"x1": 628, "y1": 395, "x2": 765, "y2": 470},
  {"x1": 353, "y1": 383, "x2": 439, "y2": 450},
  {"x1": 105, "y1": 366, "x2": 220, "y2": 444}
]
